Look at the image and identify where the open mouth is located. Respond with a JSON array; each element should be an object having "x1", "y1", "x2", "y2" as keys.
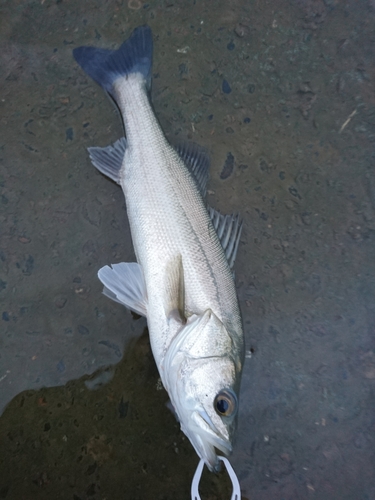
[{"x1": 183, "y1": 410, "x2": 233, "y2": 472}]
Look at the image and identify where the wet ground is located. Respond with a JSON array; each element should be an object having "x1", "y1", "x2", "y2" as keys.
[{"x1": 1, "y1": 0, "x2": 375, "y2": 499}]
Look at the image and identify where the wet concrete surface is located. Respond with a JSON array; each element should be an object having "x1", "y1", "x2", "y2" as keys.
[{"x1": 1, "y1": 0, "x2": 375, "y2": 498}]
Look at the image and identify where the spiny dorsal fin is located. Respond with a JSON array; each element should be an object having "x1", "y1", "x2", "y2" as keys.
[{"x1": 208, "y1": 207, "x2": 243, "y2": 269}]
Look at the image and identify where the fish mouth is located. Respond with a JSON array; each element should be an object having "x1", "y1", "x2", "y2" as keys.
[{"x1": 184, "y1": 410, "x2": 233, "y2": 472}]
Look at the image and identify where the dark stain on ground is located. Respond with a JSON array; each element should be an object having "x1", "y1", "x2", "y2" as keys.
[
  {"x1": 220, "y1": 152, "x2": 235, "y2": 180},
  {"x1": 0, "y1": 332, "x2": 232, "y2": 499}
]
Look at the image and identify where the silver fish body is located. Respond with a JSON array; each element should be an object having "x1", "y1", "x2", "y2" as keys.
[{"x1": 73, "y1": 25, "x2": 244, "y2": 471}]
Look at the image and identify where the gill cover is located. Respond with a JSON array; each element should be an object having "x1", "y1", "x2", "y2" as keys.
[
  {"x1": 162, "y1": 309, "x2": 239, "y2": 470},
  {"x1": 161, "y1": 256, "x2": 239, "y2": 471}
]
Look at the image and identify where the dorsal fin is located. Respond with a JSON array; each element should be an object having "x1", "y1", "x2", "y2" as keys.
[
  {"x1": 208, "y1": 207, "x2": 242, "y2": 269},
  {"x1": 175, "y1": 142, "x2": 210, "y2": 198}
]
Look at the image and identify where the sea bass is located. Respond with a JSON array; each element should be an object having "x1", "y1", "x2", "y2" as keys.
[{"x1": 73, "y1": 25, "x2": 244, "y2": 472}]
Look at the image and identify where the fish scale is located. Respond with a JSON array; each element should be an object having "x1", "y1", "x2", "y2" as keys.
[{"x1": 117, "y1": 78, "x2": 237, "y2": 339}]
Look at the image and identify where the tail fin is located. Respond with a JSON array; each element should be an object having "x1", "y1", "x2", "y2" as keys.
[{"x1": 73, "y1": 25, "x2": 153, "y2": 94}]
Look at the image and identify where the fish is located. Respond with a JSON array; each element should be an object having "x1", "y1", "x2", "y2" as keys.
[{"x1": 73, "y1": 25, "x2": 244, "y2": 472}]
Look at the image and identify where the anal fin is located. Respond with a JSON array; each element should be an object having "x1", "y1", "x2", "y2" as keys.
[{"x1": 88, "y1": 137, "x2": 127, "y2": 184}]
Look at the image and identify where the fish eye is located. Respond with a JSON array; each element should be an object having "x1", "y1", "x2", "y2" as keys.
[{"x1": 214, "y1": 389, "x2": 237, "y2": 417}]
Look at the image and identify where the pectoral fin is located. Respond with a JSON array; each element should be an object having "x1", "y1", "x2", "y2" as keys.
[
  {"x1": 98, "y1": 262, "x2": 148, "y2": 317},
  {"x1": 163, "y1": 254, "x2": 186, "y2": 326}
]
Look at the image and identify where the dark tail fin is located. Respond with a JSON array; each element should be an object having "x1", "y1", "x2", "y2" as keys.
[{"x1": 73, "y1": 25, "x2": 153, "y2": 94}]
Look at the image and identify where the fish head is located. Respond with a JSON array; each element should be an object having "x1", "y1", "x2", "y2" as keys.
[{"x1": 163, "y1": 309, "x2": 242, "y2": 472}]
